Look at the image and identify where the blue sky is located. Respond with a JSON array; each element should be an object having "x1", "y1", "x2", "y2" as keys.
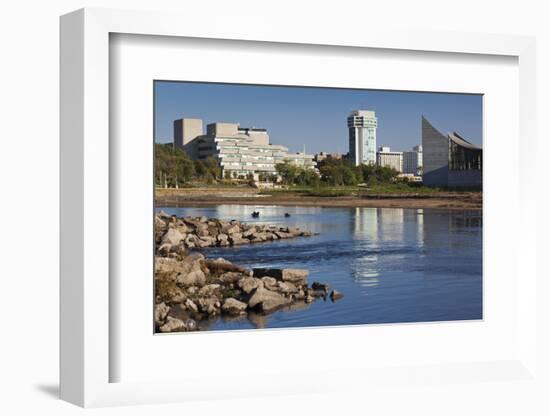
[{"x1": 154, "y1": 81, "x2": 483, "y2": 154}]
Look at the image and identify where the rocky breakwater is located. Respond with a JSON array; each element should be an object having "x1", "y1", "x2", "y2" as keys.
[
  {"x1": 154, "y1": 212, "x2": 342, "y2": 333},
  {"x1": 155, "y1": 211, "x2": 314, "y2": 252}
]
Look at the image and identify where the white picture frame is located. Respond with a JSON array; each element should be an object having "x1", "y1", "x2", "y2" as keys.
[{"x1": 60, "y1": 7, "x2": 538, "y2": 407}]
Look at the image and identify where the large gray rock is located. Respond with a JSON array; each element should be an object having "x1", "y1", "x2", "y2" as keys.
[
  {"x1": 224, "y1": 224, "x2": 241, "y2": 234},
  {"x1": 177, "y1": 268, "x2": 206, "y2": 286},
  {"x1": 162, "y1": 227, "x2": 186, "y2": 246},
  {"x1": 158, "y1": 253, "x2": 207, "y2": 287},
  {"x1": 219, "y1": 272, "x2": 245, "y2": 284},
  {"x1": 275, "y1": 231, "x2": 292, "y2": 239},
  {"x1": 253, "y1": 268, "x2": 309, "y2": 285},
  {"x1": 261, "y1": 276, "x2": 278, "y2": 291},
  {"x1": 155, "y1": 257, "x2": 187, "y2": 277},
  {"x1": 222, "y1": 298, "x2": 248, "y2": 315},
  {"x1": 230, "y1": 237, "x2": 249, "y2": 246},
  {"x1": 277, "y1": 281, "x2": 298, "y2": 294},
  {"x1": 185, "y1": 298, "x2": 199, "y2": 313},
  {"x1": 154, "y1": 302, "x2": 170, "y2": 325},
  {"x1": 157, "y1": 210, "x2": 170, "y2": 219},
  {"x1": 238, "y1": 276, "x2": 263, "y2": 294},
  {"x1": 330, "y1": 290, "x2": 344, "y2": 301},
  {"x1": 198, "y1": 283, "x2": 221, "y2": 296},
  {"x1": 204, "y1": 259, "x2": 246, "y2": 274},
  {"x1": 155, "y1": 215, "x2": 167, "y2": 230},
  {"x1": 247, "y1": 287, "x2": 290, "y2": 313},
  {"x1": 196, "y1": 223, "x2": 210, "y2": 237},
  {"x1": 159, "y1": 316, "x2": 186, "y2": 333},
  {"x1": 198, "y1": 236, "x2": 215, "y2": 248}
]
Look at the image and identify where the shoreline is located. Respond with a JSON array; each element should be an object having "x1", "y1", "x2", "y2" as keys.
[{"x1": 155, "y1": 188, "x2": 483, "y2": 210}]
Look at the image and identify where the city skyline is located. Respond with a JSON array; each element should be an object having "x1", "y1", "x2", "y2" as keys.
[{"x1": 154, "y1": 81, "x2": 483, "y2": 154}]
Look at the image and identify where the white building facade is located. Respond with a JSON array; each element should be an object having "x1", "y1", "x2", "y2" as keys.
[
  {"x1": 348, "y1": 110, "x2": 377, "y2": 166},
  {"x1": 174, "y1": 119, "x2": 316, "y2": 178},
  {"x1": 376, "y1": 146, "x2": 403, "y2": 172}
]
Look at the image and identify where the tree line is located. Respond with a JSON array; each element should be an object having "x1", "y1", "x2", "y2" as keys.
[
  {"x1": 155, "y1": 142, "x2": 399, "y2": 188},
  {"x1": 155, "y1": 143, "x2": 220, "y2": 187},
  {"x1": 276, "y1": 158, "x2": 399, "y2": 187}
]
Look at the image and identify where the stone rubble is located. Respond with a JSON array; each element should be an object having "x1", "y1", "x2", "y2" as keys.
[{"x1": 154, "y1": 212, "x2": 342, "y2": 332}]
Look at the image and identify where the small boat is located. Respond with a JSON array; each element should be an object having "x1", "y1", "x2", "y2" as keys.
[
  {"x1": 284, "y1": 213, "x2": 291, "y2": 217},
  {"x1": 251, "y1": 211, "x2": 260, "y2": 218}
]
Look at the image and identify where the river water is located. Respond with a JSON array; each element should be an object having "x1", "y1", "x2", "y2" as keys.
[{"x1": 157, "y1": 205, "x2": 482, "y2": 331}]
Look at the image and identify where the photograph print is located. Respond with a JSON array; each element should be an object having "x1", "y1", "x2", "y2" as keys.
[{"x1": 153, "y1": 81, "x2": 483, "y2": 334}]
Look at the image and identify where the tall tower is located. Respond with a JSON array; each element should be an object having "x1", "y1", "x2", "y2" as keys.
[{"x1": 348, "y1": 110, "x2": 377, "y2": 166}]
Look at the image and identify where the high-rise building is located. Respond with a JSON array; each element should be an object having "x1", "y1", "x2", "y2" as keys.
[
  {"x1": 348, "y1": 110, "x2": 377, "y2": 166},
  {"x1": 173, "y1": 118, "x2": 316, "y2": 178},
  {"x1": 403, "y1": 145, "x2": 423, "y2": 175},
  {"x1": 376, "y1": 146, "x2": 403, "y2": 172},
  {"x1": 422, "y1": 116, "x2": 482, "y2": 187}
]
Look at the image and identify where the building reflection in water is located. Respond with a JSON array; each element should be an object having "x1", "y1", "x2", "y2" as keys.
[
  {"x1": 350, "y1": 207, "x2": 428, "y2": 287},
  {"x1": 449, "y1": 210, "x2": 483, "y2": 229},
  {"x1": 351, "y1": 207, "x2": 380, "y2": 286}
]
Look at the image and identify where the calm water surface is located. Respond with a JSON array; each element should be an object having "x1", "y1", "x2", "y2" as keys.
[{"x1": 157, "y1": 205, "x2": 482, "y2": 331}]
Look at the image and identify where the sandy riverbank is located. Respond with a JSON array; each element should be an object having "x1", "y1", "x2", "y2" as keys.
[{"x1": 155, "y1": 187, "x2": 482, "y2": 210}]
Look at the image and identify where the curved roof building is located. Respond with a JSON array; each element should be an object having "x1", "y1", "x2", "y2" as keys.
[{"x1": 422, "y1": 116, "x2": 482, "y2": 188}]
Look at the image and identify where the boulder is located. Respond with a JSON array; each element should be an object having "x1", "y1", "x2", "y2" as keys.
[
  {"x1": 277, "y1": 281, "x2": 298, "y2": 294},
  {"x1": 224, "y1": 224, "x2": 241, "y2": 234},
  {"x1": 261, "y1": 276, "x2": 278, "y2": 291},
  {"x1": 222, "y1": 298, "x2": 248, "y2": 315},
  {"x1": 196, "y1": 223, "x2": 210, "y2": 237},
  {"x1": 253, "y1": 268, "x2": 309, "y2": 285},
  {"x1": 330, "y1": 290, "x2": 344, "y2": 301},
  {"x1": 208, "y1": 225, "x2": 220, "y2": 237},
  {"x1": 157, "y1": 243, "x2": 173, "y2": 256},
  {"x1": 154, "y1": 302, "x2": 170, "y2": 325},
  {"x1": 306, "y1": 287, "x2": 326, "y2": 298},
  {"x1": 204, "y1": 259, "x2": 246, "y2": 274},
  {"x1": 219, "y1": 272, "x2": 245, "y2": 284},
  {"x1": 198, "y1": 236, "x2": 215, "y2": 248},
  {"x1": 170, "y1": 254, "x2": 206, "y2": 286},
  {"x1": 284, "y1": 226, "x2": 300, "y2": 236},
  {"x1": 162, "y1": 227, "x2": 186, "y2": 246},
  {"x1": 155, "y1": 216, "x2": 167, "y2": 230},
  {"x1": 159, "y1": 316, "x2": 186, "y2": 333},
  {"x1": 217, "y1": 234, "x2": 230, "y2": 246},
  {"x1": 198, "y1": 297, "x2": 221, "y2": 315},
  {"x1": 231, "y1": 237, "x2": 249, "y2": 246},
  {"x1": 198, "y1": 283, "x2": 221, "y2": 296},
  {"x1": 155, "y1": 257, "x2": 188, "y2": 278},
  {"x1": 157, "y1": 210, "x2": 170, "y2": 219},
  {"x1": 247, "y1": 287, "x2": 290, "y2": 313},
  {"x1": 275, "y1": 231, "x2": 292, "y2": 239},
  {"x1": 184, "y1": 298, "x2": 199, "y2": 313},
  {"x1": 177, "y1": 269, "x2": 206, "y2": 286},
  {"x1": 238, "y1": 276, "x2": 263, "y2": 294}
]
